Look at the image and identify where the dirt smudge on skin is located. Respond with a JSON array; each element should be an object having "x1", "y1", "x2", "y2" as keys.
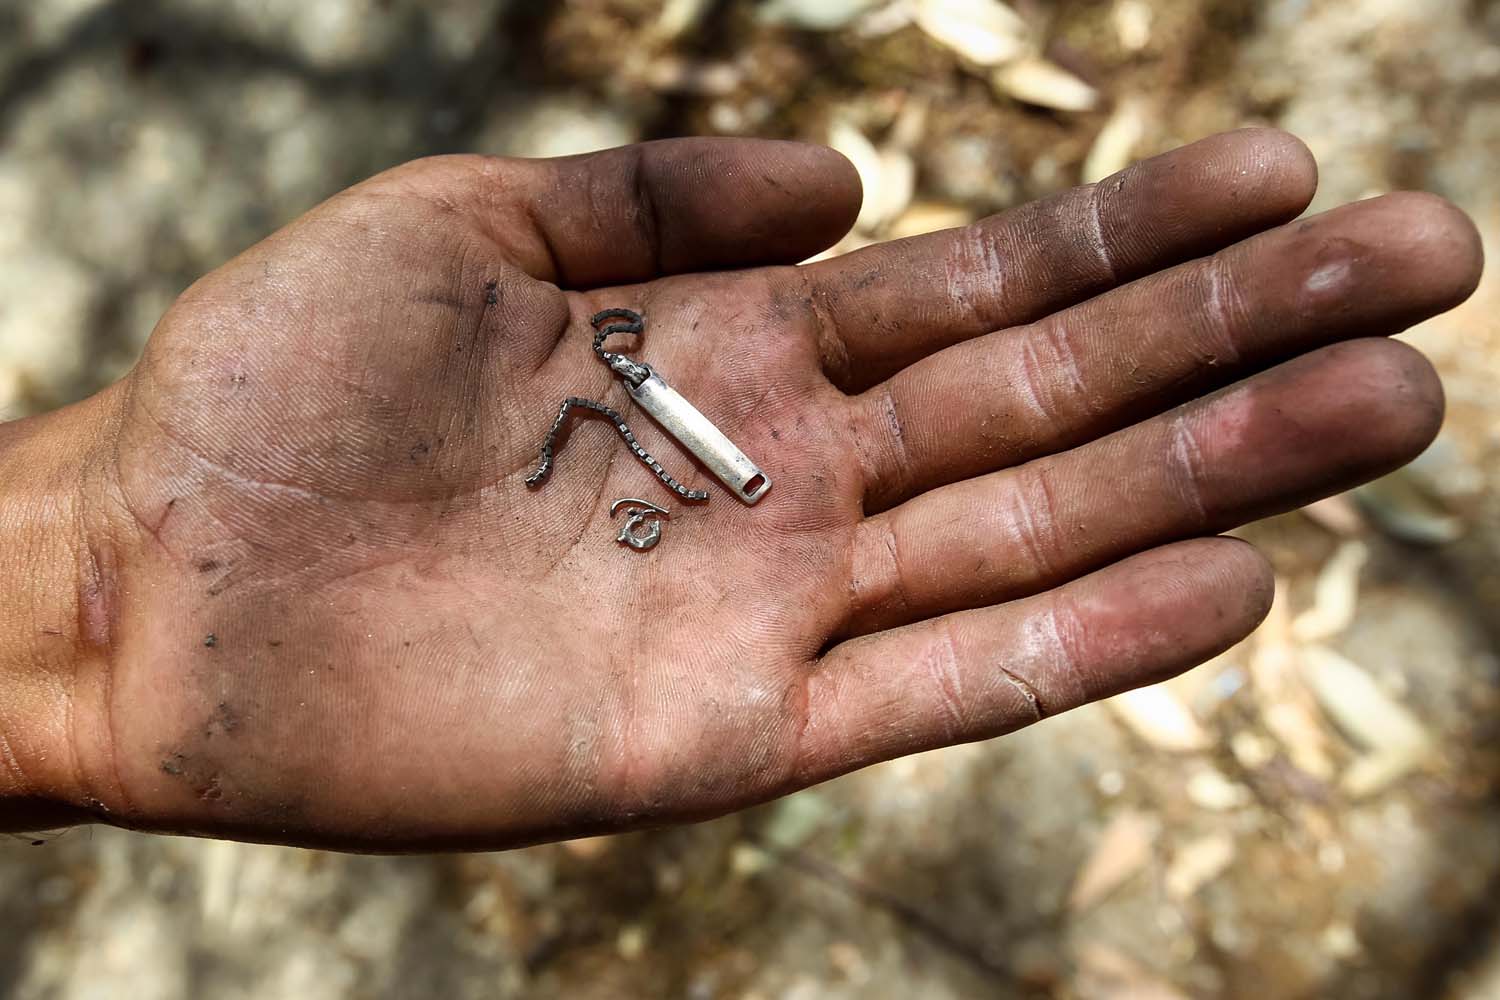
[{"x1": 203, "y1": 702, "x2": 239, "y2": 739}]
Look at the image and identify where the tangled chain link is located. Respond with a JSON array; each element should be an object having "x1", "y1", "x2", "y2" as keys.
[{"x1": 524, "y1": 309, "x2": 709, "y2": 502}]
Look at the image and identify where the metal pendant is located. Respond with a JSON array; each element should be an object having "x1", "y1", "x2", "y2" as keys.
[
  {"x1": 525, "y1": 308, "x2": 773, "y2": 507},
  {"x1": 627, "y1": 372, "x2": 772, "y2": 505}
]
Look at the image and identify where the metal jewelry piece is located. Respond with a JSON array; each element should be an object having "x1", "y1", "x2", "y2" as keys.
[
  {"x1": 610, "y1": 497, "x2": 668, "y2": 551},
  {"x1": 525, "y1": 309, "x2": 773, "y2": 504}
]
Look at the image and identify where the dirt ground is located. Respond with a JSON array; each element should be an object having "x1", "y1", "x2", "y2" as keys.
[{"x1": 1, "y1": 1, "x2": 1498, "y2": 998}]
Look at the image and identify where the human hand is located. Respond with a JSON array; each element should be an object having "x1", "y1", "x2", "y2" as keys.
[{"x1": 0, "y1": 130, "x2": 1479, "y2": 849}]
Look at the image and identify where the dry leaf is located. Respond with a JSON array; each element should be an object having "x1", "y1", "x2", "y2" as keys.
[
  {"x1": 1186, "y1": 768, "x2": 1251, "y2": 811},
  {"x1": 827, "y1": 119, "x2": 914, "y2": 233},
  {"x1": 561, "y1": 835, "x2": 614, "y2": 859},
  {"x1": 872, "y1": 147, "x2": 916, "y2": 229},
  {"x1": 1354, "y1": 468, "x2": 1465, "y2": 545},
  {"x1": 1229, "y1": 730, "x2": 1275, "y2": 769},
  {"x1": 653, "y1": 0, "x2": 714, "y2": 40},
  {"x1": 758, "y1": 0, "x2": 884, "y2": 30},
  {"x1": 1112, "y1": 0, "x2": 1153, "y2": 52},
  {"x1": 1068, "y1": 810, "x2": 1158, "y2": 912},
  {"x1": 827, "y1": 119, "x2": 885, "y2": 230},
  {"x1": 1302, "y1": 494, "x2": 1367, "y2": 536},
  {"x1": 1250, "y1": 582, "x2": 1337, "y2": 780},
  {"x1": 1108, "y1": 683, "x2": 1211, "y2": 752},
  {"x1": 1075, "y1": 942, "x2": 1192, "y2": 1000},
  {"x1": 1083, "y1": 96, "x2": 1147, "y2": 182},
  {"x1": 993, "y1": 57, "x2": 1099, "y2": 112},
  {"x1": 1301, "y1": 646, "x2": 1429, "y2": 755},
  {"x1": 1291, "y1": 540, "x2": 1368, "y2": 642},
  {"x1": 1300, "y1": 645, "x2": 1432, "y2": 795},
  {"x1": 913, "y1": 0, "x2": 1028, "y2": 67},
  {"x1": 1165, "y1": 833, "x2": 1235, "y2": 899},
  {"x1": 887, "y1": 201, "x2": 974, "y2": 239}
]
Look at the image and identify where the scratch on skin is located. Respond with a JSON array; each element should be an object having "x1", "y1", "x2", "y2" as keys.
[
  {"x1": 148, "y1": 497, "x2": 177, "y2": 543},
  {"x1": 998, "y1": 666, "x2": 1044, "y2": 722},
  {"x1": 78, "y1": 540, "x2": 117, "y2": 654}
]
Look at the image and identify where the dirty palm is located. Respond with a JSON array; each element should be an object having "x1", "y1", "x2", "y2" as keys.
[{"x1": 55, "y1": 131, "x2": 1480, "y2": 848}]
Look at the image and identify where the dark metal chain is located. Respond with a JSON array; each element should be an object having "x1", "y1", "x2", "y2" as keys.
[
  {"x1": 524, "y1": 310, "x2": 709, "y2": 502},
  {"x1": 591, "y1": 308, "x2": 652, "y2": 388}
]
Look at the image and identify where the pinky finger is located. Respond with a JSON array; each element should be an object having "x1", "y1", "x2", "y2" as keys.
[{"x1": 794, "y1": 537, "x2": 1272, "y2": 784}]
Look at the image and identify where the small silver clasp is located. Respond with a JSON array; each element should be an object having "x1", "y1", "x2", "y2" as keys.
[{"x1": 610, "y1": 497, "x2": 669, "y2": 551}]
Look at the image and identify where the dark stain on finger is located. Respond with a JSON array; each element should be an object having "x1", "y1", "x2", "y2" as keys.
[
  {"x1": 158, "y1": 749, "x2": 227, "y2": 804},
  {"x1": 203, "y1": 702, "x2": 238, "y2": 739}
]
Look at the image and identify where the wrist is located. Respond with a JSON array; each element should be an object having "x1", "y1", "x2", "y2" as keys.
[{"x1": 0, "y1": 389, "x2": 125, "y2": 829}]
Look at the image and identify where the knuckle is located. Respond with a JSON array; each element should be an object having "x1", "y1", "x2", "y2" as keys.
[
  {"x1": 1197, "y1": 253, "x2": 1246, "y2": 367},
  {"x1": 1165, "y1": 412, "x2": 1211, "y2": 526},
  {"x1": 851, "y1": 384, "x2": 913, "y2": 510},
  {"x1": 847, "y1": 514, "x2": 914, "y2": 625},
  {"x1": 1008, "y1": 462, "x2": 1067, "y2": 578}
]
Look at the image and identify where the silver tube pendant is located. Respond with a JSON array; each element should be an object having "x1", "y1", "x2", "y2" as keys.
[{"x1": 627, "y1": 371, "x2": 772, "y2": 505}]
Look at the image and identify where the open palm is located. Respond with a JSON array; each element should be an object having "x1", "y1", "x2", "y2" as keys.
[{"x1": 68, "y1": 131, "x2": 1478, "y2": 849}]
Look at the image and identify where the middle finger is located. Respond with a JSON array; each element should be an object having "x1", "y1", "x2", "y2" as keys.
[{"x1": 851, "y1": 192, "x2": 1481, "y2": 512}]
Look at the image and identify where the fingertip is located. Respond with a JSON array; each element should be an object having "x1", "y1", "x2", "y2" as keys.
[
  {"x1": 1063, "y1": 538, "x2": 1279, "y2": 699},
  {"x1": 1336, "y1": 337, "x2": 1446, "y2": 464},
  {"x1": 1097, "y1": 128, "x2": 1323, "y2": 279},
  {"x1": 741, "y1": 139, "x2": 864, "y2": 259},
  {"x1": 1123, "y1": 536, "x2": 1272, "y2": 634},
  {"x1": 640, "y1": 137, "x2": 865, "y2": 269},
  {"x1": 1205, "y1": 535, "x2": 1276, "y2": 631},
  {"x1": 1369, "y1": 190, "x2": 1486, "y2": 308},
  {"x1": 1221, "y1": 127, "x2": 1319, "y2": 217},
  {"x1": 807, "y1": 143, "x2": 864, "y2": 251},
  {"x1": 1171, "y1": 128, "x2": 1318, "y2": 231},
  {"x1": 1256, "y1": 338, "x2": 1444, "y2": 492}
]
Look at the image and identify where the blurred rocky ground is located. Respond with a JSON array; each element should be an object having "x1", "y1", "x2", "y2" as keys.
[{"x1": 1, "y1": 1, "x2": 1499, "y2": 998}]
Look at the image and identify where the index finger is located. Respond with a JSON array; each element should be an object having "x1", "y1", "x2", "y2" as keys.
[{"x1": 803, "y1": 128, "x2": 1318, "y2": 390}]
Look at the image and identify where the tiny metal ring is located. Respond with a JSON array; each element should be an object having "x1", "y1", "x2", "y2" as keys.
[{"x1": 611, "y1": 497, "x2": 669, "y2": 552}]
